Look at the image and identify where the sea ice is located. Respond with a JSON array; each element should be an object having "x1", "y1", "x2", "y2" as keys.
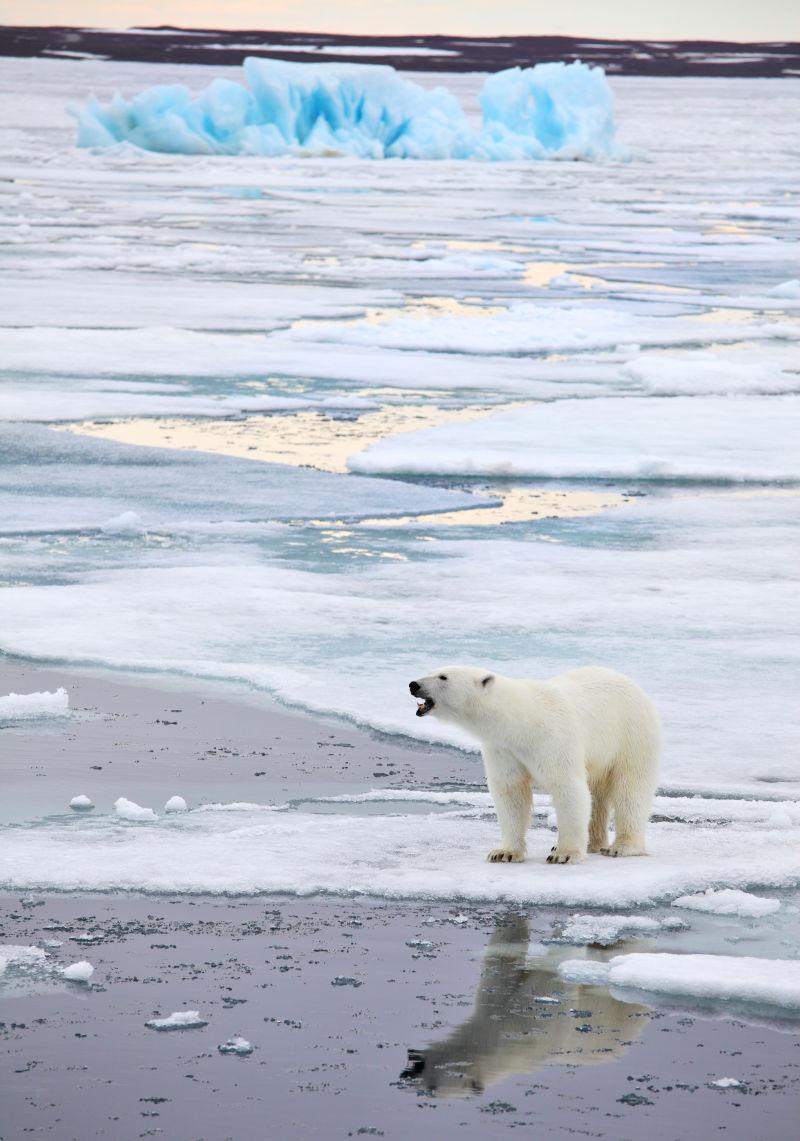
[
  {"x1": 0, "y1": 945, "x2": 48, "y2": 975},
  {"x1": 671, "y1": 888, "x2": 781, "y2": 918},
  {"x1": 145, "y1": 1010, "x2": 208, "y2": 1030},
  {"x1": 114, "y1": 797, "x2": 157, "y2": 822},
  {"x1": 69, "y1": 794, "x2": 94, "y2": 810},
  {"x1": 1, "y1": 795, "x2": 798, "y2": 907},
  {"x1": 559, "y1": 953, "x2": 800, "y2": 1010},
  {"x1": 218, "y1": 1036, "x2": 254, "y2": 1055},
  {"x1": 62, "y1": 960, "x2": 94, "y2": 982},
  {"x1": 712, "y1": 1078, "x2": 743, "y2": 1089},
  {"x1": 164, "y1": 796, "x2": 188, "y2": 813},
  {"x1": 0, "y1": 688, "x2": 69, "y2": 720},
  {"x1": 552, "y1": 913, "x2": 669, "y2": 946},
  {"x1": 349, "y1": 395, "x2": 800, "y2": 481},
  {"x1": 72, "y1": 58, "x2": 621, "y2": 161}
]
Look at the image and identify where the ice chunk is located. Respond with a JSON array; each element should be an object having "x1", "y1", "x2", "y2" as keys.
[
  {"x1": 100, "y1": 511, "x2": 144, "y2": 535},
  {"x1": 0, "y1": 945, "x2": 48, "y2": 975},
  {"x1": 114, "y1": 797, "x2": 157, "y2": 822},
  {"x1": 712, "y1": 1078, "x2": 743, "y2": 1089},
  {"x1": 164, "y1": 795, "x2": 188, "y2": 814},
  {"x1": 62, "y1": 960, "x2": 94, "y2": 982},
  {"x1": 71, "y1": 58, "x2": 621, "y2": 161},
  {"x1": 69, "y1": 794, "x2": 94, "y2": 811},
  {"x1": 552, "y1": 913, "x2": 666, "y2": 946},
  {"x1": 145, "y1": 1010, "x2": 208, "y2": 1030},
  {"x1": 218, "y1": 1036, "x2": 254, "y2": 1055},
  {"x1": 559, "y1": 953, "x2": 800, "y2": 1010},
  {"x1": 349, "y1": 396, "x2": 800, "y2": 482},
  {"x1": 671, "y1": 888, "x2": 781, "y2": 917},
  {"x1": 0, "y1": 688, "x2": 69, "y2": 719}
]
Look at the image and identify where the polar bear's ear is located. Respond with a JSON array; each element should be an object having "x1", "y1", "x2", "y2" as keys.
[{"x1": 480, "y1": 674, "x2": 495, "y2": 688}]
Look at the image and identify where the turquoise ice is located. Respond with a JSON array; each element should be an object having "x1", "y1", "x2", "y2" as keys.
[{"x1": 71, "y1": 57, "x2": 622, "y2": 160}]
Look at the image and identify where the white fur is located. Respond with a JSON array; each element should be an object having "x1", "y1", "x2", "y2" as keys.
[{"x1": 409, "y1": 665, "x2": 661, "y2": 864}]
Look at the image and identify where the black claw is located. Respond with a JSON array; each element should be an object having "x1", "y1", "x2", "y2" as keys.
[{"x1": 564, "y1": 855, "x2": 570, "y2": 863}]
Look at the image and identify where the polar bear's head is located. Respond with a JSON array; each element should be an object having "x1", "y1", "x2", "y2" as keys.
[{"x1": 408, "y1": 666, "x2": 495, "y2": 724}]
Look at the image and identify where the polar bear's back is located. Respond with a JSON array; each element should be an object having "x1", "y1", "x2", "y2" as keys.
[{"x1": 548, "y1": 666, "x2": 661, "y2": 775}]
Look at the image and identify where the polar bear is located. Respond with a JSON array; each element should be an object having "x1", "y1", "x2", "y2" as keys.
[{"x1": 408, "y1": 665, "x2": 660, "y2": 864}]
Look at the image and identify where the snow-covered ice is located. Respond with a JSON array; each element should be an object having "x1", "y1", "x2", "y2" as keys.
[
  {"x1": 69, "y1": 794, "x2": 94, "y2": 811},
  {"x1": 164, "y1": 795, "x2": 188, "y2": 813},
  {"x1": 0, "y1": 794, "x2": 798, "y2": 906},
  {"x1": 0, "y1": 689, "x2": 70, "y2": 720},
  {"x1": 145, "y1": 1010, "x2": 208, "y2": 1030},
  {"x1": 350, "y1": 396, "x2": 800, "y2": 481},
  {"x1": 62, "y1": 960, "x2": 94, "y2": 982},
  {"x1": 114, "y1": 797, "x2": 157, "y2": 822},
  {"x1": 559, "y1": 953, "x2": 800, "y2": 1010},
  {"x1": 671, "y1": 888, "x2": 782, "y2": 918},
  {"x1": 72, "y1": 58, "x2": 621, "y2": 160}
]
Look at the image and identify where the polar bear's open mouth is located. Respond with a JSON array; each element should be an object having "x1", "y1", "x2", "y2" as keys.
[{"x1": 416, "y1": 696, "x2": 435, "y2": 717}]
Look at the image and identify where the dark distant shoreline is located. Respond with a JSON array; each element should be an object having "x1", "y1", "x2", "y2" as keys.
[{"x1": 2, "y1": 24, "x2": 799, "y2": 77}]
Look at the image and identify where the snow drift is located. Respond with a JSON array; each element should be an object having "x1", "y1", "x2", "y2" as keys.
[{"x1": 71, "y1": 58, "x2": 621, "y2": 161}]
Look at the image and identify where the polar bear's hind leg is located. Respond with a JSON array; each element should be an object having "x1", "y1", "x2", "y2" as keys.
[
  {"x1": 602, "y1": 749, "x2": 659, "y2": 857},
  {"x1": 587, "y1": 773, "x2": 611, "y2": 853}
]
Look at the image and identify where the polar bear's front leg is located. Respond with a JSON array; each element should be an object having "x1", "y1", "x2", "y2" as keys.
[
  {"x1": 485, "y1": 759, "x2": 532, "y2": 863},
  {"x1": 546, "y1": 778, "x2": 591, "y2": 864}
]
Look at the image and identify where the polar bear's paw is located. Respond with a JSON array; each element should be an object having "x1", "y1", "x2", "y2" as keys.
[
  {"x1": 599, "y1": 842, "x2": 647, "y2": 857},
  {"x1": 546, "y1": 845, "x2": 586, "y2": 864},
  {"x1": 487, "y1": 847, "x2": 525, "y2": 863}
]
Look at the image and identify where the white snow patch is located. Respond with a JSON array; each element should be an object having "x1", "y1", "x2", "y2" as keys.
[
  {"x1": 164, "y1": 796, "x2": 188, "y2": 814},
  {"x1": 671, "y1": 888, "x2": 781, "y2": 917},
  {"x1": 69, "y1": 794, "x2": 94, "y2": 810},
  {"x1": 62, "y1": 960, "x2": 94, "y2": 982},
  {"x1": 145, "y1": 1010, "x2": 208, "y2": 1030},
  {"x1": 114, "y1": 797, "x2": 157, "y2": 822},
  {"x1": 0, "y1": 688, "x2": 69, "y2": 720},
  {"x1": 560, "y1": 953, "x2": 800, "y2": 1009}
]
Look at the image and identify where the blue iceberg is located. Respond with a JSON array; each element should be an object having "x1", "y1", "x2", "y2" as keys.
[{"x1": 71, "y1": 58, "x2": 622, "y2": 161}]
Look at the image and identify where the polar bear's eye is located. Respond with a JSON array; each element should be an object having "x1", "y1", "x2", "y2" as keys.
[{"x1": 438, "y1": 674, "x2": 448, "y2": 681}]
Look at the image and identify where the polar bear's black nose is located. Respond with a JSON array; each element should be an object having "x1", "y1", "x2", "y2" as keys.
[{"x1": 409, "y1": 680, "x2": 421, "y2": 695}]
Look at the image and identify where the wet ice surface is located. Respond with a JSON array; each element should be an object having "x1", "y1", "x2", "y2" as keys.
[{"x1": 2, "y1": 894, "x2": 799, "y2": 1140}]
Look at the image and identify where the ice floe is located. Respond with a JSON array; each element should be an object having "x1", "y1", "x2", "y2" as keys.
[
  {"x1": 164, "y1": 795, "x2": 188, "y2": 813},
  {"x1": 0, "y1": 945, "x2": 48, "y2": 975},
  {"x1": 145, "y1": 1010, "x2": 208, "y2": 1030},
  {"x1": 72, "y1": 58, "x2": 621, "y2": 161},
  {"x1": 69, "y1": 794, "x2": 94, "y2": 811},
  {"x1": 559, "y1": 953, "x2": 800, "y2": 1010},
  {"x1": 0, "y1": 795, "x2": 797, "y2": 906},
  {"x1": 350, "y1": 395, "x2": 800, "y2": 481},
  {"x1": 0, "y1": 688, "x2": 69, "y2": 720},
  {"x1": 671, "y1": 888, "x2": 781, "y2": 917},
  {"x1": 218, "y1": 1036, "x2": 254, "y2": 1055},
  {"x1": 550, "y1": 913, "x2": 683, "y2": 946}
]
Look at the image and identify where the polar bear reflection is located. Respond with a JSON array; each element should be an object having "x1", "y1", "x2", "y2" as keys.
[{"x1": 401, "y1": 917, "x2": 650, "y2": 1097}]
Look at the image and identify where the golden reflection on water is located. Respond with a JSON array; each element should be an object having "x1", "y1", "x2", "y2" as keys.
[{"x1": 65, "y1": 403, "x2": 511, "y2": 476}]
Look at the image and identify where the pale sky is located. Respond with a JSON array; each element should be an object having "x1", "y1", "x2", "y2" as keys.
[{"x1": 5, "y1": 1, "x2": 800, "y2": 41}]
